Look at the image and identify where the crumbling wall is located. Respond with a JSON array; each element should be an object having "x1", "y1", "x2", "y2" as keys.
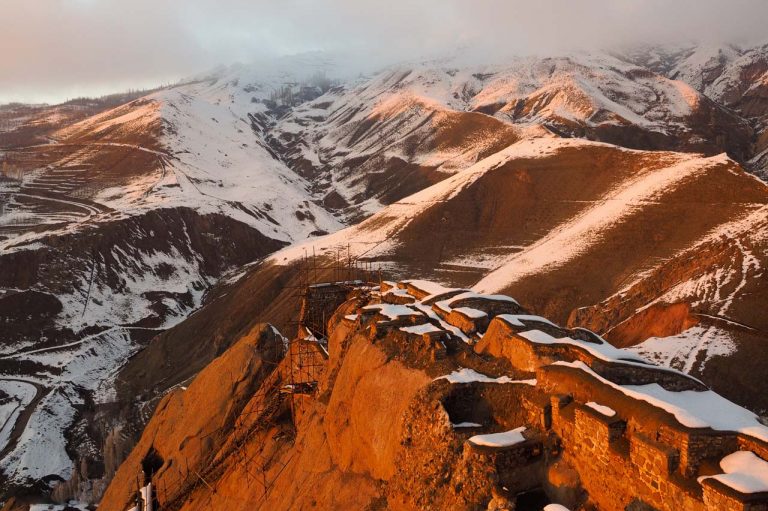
[{"x1": 479, "y1": 317, "x2": 705, "y2": 391}]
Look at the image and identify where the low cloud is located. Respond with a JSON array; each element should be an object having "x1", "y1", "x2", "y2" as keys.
[{"x1": 2, "y1": 0, "x2": 767, "y2": 103}]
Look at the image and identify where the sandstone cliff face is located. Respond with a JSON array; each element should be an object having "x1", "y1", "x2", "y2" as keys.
[{"x1": 103, "y1": 280, "x2": 768, "y2": 511}]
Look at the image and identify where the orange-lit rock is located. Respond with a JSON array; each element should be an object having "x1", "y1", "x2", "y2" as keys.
[{"x1": 102, "y1": 281, "x2": 768, "y2": 511}]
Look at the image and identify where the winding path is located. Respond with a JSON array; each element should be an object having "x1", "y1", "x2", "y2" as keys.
[
  {"x1": 0, "y1": 140, "x2": 167, "y2": 244},
  {"x1": 0, "y1": 378, "x2": 47, "y2": 460}
]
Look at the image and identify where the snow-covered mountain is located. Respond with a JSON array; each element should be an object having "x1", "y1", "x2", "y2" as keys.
[
  {"x1": 0, "y1": 56, "x2": 350, "y2": 500},
  {"x1": 620, "y1": 41, "x2": 768, "y2": 178},
  {"x1": 267, "y1": 137, "x2": 767, "y2": 416},
  {"x1": 1, "y1": 44, "x2": 767, "y2": 506},
  {"x1": 269, "y1": 51, "x2": 757, "y2": 219}
]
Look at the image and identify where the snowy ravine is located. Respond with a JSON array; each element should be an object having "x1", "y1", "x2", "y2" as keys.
[{"x1": 0, "y1": 328, "x2": 140, "y2": 484}]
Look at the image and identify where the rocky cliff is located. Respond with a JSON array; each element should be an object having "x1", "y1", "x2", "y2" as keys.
[{"x1": 99, "y1": 279, "x2": 768, "y2": 511}]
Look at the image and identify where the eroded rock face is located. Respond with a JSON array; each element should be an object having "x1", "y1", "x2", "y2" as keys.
[
  {"x1": 103, "y1": 280, "x2": 768, "y2": 511},
  {"x1": 98, "y1": 323, "x2": 285, "y2": 510},
  {"x1": 324, "y1": 337, "x2": 430, "y2": 480},
  {"x1": 602, "y1": 302, "x2": 699, "y2": 348}
]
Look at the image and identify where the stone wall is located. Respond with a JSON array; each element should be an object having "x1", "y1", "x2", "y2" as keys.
[
  {"x1": 593, "y1": 361, "x2": 706, "y2": 391},
  {"x1": 702, "y1": 479, "x2": 768, "y2": 511},
  {"x1": 738, "y1": 436, "x2": 768, "y2": 463},
  {"x1": 555, "y1": 400, "x2": 706, "y2": 511},
  {"x1": 658, "y1": 425, "x2": 739, "y2": 477},
  {"x1": 478, "y1": 317, "x2": 705, "y2": 392},
  {"x1": 540, "y1": 362, "x2": 768, "y2": 510},
  {"x1": 314, "y1": 281, "x2": 768, "y2": 510}
]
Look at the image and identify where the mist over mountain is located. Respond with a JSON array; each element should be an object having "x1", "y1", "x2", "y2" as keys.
[{"x1": 3, "y1": 0, "x2": 768, "y2": 103}]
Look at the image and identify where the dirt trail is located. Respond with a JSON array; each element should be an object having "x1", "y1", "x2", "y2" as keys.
[
  {"x1": 0, "y1": 378, "x2": 47, "y2": 460},
  {"x1": 6, "y1": 141, "x2": 169, "y2": 157}
]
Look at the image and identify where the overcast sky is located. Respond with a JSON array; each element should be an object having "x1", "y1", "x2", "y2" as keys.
[{"x1": 2, "y1": 0, "x2": 767, "y2": 104}]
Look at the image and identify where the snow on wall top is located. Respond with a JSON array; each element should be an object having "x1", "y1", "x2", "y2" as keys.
[
  {"x1": 354, "y1": 279, "x2": 768, "y2": 454},
  {"x1": 701, "y1": 450, "x2": 768, "y2": 494},
  {"x1": 555, "y1": 360, "x2": 768, "y2": 444},
  {"x1": 468, "y1": 426, "x2": 527, "y2": 448}
]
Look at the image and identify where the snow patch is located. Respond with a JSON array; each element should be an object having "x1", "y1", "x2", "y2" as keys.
[
  {"x1": 585, "y1": 401, "x2": 617, "y2": 417},
  {"x1": 626, "y1": 325, "x2": 736, "y2": 372},
  {"x1": 700, "y1": 451, "x2": 768, "y2": 494},
  {"x1": 468, "y1": 426, "x2": 527, "y2": 448},
  {"x1": 453, "y1": 307, "x2": 487, "y2": 319},
  {"x1": 362, "y1": 303, "x2": 422, "y2": 321},
  {"x1": 436, "y1": 368, "x2": 534, "y2": 385},
  {"x1": 452, "y1": 422, "x2": 483, "y2": 428},
  {"x1": 400, "y1": 323, "x2": 442, "y2": 335},
  {"x1": 497, "y1": 314, "x2": 559, "y2": 329}
]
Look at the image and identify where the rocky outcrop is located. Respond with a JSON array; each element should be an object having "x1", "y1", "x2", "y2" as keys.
[
  {"x1": 103, "y1": 279, "x2": 768, "y2": 511},
  {"x1": 589, "y1": 302, "x2": 700, "y2": 349}
]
